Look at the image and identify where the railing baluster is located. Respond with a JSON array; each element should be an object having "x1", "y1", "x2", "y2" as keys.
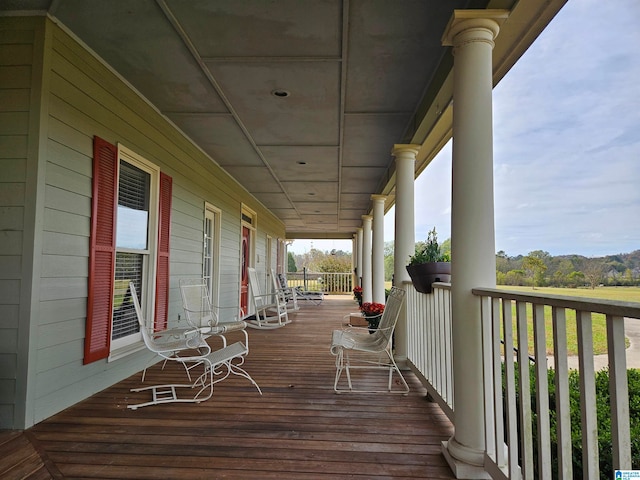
[
  {"x1": 502, "y1": 297, "x2": 519, "y2": 476},
  {"x1": 481, "y1": 294, "x2": 497, "y2": 462},
  {"x1": 516, "y1": 300, "x2": 534, "y2": 479},
  {"x1": 492, "y1": 297, "x2": 506, "y2": 467},
  {"x1": 437, "y1": 289, "x2": 444, "y2": 398},
  {"x1": 444, "y1": 288, "x2": 453, "y2": 405},
  {"x1": 576, "y1": 310, "x2": 599, "y2": 480},
  {"x1": 551, "y1": 306, "x2": 573, "y2": 480},
  {"x1": 533, "y1": 304, "x2": 552, "y2": 479},
  {"x1": 607, "y1": 314, "x2": 631, "y2": 470}
]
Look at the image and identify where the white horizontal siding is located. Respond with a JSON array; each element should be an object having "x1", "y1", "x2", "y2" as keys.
[
  {"x1": 20, "y1": 16, "x2": 284, "y2": 428},
  {"x1": 0, "y1": 17, "x2": 37, "y2": 429}
]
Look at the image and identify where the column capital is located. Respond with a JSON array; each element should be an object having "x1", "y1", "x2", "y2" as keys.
[
  {"x1": 362, "y1": 214, "x2": 373, "y2": 223},
  {"x1": 442, "y1": 9, "x2": 508, "y2": 48},
  {"x1": 392, "y1": 144, "x2": 420, "y2": 158},
  {"x1": 370, "y1": 194, "x2": 387, "y2": 204}
]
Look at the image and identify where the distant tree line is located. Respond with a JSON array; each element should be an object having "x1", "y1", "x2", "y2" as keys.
[
  {"x1": 496, "y1": 249, "x2": 640, "y2": 288},
  {"x1": 385, "y1": 241, "x2": 639, "y2": 289},
  {"x1": 290, "y1": 243, "x2": 640, "y2": 289},
  {"x1": 288, "y1": 248, "x2": 352, "y2": 274}
]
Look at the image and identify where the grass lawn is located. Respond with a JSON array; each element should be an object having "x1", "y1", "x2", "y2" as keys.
[{"x1": 497, "y1": 286, "x2": 640, "y2": 355}]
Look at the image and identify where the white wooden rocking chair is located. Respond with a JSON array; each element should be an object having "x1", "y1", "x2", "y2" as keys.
[
  {"x1": 246, "y1": 267, "x2": 290, "y2": 329},
  {"x1": 271, "y1": 269, "x2": 299, "y2": 311},
  {"x1": 330, "y1": 286, "x2": 409, "y2": 394}
]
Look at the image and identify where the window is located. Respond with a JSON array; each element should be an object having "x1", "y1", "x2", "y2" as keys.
[
  {"x1": 111, "y1": 149, "x2": 158, "y2": 352},
  {"x1": 203, "y1": 203, "x2": 221, "y2": 308},
  {"x1": 84, "y1": 137, "x2": 172, "y2": 364}
]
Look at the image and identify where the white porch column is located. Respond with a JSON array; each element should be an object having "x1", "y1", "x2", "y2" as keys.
[
  {"x1": 442, "y1": 10, "x2": 506, "y2": 478},
  {"x1": 392, "y1": 144, "x2": 418, "y2": 362},
  {"x1": 356, "y1": 227, "x2": 363, "y2": 287},
  {"x1": 371, "y1": 195, "x2": 386, "y2": 304},
  {"x1": 361, "y1": 215, "x2": 373, "y2": 303}
]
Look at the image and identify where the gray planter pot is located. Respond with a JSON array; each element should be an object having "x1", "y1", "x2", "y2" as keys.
[{"x1": 406, "y1": 262, "x2": 451, "y2": 294}]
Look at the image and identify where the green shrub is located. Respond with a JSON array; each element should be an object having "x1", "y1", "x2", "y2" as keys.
[{"x1": 505, "y1": 364, "x2": 640, "y2": 479}]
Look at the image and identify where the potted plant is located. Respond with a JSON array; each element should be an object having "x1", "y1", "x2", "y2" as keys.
[
  {"x1": 353, "y1": 286, "x2": 363, "y2": 307},
  {"x1": 406, "y1": 227, "x2": 451, "y2": 293},
  {"x1": 360, "y1": 302, "x2": 385, "y2": 333}
]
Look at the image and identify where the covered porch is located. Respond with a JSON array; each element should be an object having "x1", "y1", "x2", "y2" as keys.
[{"x1": 1, "y1": 296, "x2": 455, "y2": 479}]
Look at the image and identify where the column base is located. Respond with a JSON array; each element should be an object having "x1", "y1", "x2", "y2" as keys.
[
  {"x1": 393, "y1": 354, "x2": 408, "y2": 368},
  {"x1": 442, "y1": 440, "x2": 490, "y2": 479}
]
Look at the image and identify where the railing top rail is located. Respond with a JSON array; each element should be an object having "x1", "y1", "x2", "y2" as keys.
[
  {"x1": 472, "y1": 287, "x2": 640, "y2": 318},
  {"x1": 402, "y1": 280, "x2": 452, "y2": 291}
]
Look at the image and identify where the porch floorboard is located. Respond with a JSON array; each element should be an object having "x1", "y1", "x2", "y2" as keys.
[{"x1": 3, "y1": 295, "x2": 455, "y2": 479}]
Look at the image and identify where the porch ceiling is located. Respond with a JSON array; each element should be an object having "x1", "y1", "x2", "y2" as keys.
[{"x1": 4, "y1": 0, "x2": 566, "y2": 239}]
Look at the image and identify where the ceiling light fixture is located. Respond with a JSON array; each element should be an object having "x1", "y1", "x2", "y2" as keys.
[
  {"x1": 272, "y1": 89, "x2": 290, "y2": 98},
  {"x1": 297, "y1": 161, "x2": 306, "y2": 165}
]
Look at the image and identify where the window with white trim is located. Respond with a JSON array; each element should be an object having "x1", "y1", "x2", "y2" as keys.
[{"x1": 111, "y1": 147, "x2": 160, "y2": 352}]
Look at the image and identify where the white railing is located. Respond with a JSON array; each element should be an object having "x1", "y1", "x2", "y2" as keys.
[
  {"x1": 405, "y1": 282, "x2": 454, "y2": 420},
  {"x1": 474, "y1": 288, "x2": 640, "y2": 480},
  {"x1": 286, "y1": 271, "x2": 352, "y2": 294},
  {"x1": 405, "y1": 283, "x2": 640, "y2": 480}
]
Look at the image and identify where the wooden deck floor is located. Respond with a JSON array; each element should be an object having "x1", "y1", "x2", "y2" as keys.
[{"x1": 1, "y1": 295, "x2": 455, "y2": 479}]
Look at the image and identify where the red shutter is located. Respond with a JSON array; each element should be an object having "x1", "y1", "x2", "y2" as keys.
[
  {"x1": 84, "y1": 137, "x2": 118, "y2": 364},
  {"x1": 154, "y1": 172, "x2": 172, "y2": 332}
]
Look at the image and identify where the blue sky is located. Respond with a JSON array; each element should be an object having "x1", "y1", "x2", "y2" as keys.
[{"x1": 290, "y1": 0, "x2": 639, "y2": 257}]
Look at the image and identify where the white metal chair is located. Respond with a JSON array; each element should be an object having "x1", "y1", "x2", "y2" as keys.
[
  {"x1": 330, "y1": 286, "x2": 409, "y2": 394},
  {"x1": 246, "y1": 267, "x2": 290, "y2": 329},
  {"x1": 128, "y1": 282, "x2": 261, "y2": 410},
  {"x1": 179, "y1": 278, "x2": 262, "y2": 394},
  {"x1": 179, "y1": 278, "x2": 248, "y2": 346},
  {"x1": 127, "y1": 282, "x2": 216, "y2": 409},
  {"x1": 114, "y1": 281, "x2": 210, "y2": 383}
]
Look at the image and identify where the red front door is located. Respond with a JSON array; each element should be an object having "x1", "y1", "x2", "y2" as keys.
[{"x1": 240, "y1": 226, "x2": 250, "y2": 317}]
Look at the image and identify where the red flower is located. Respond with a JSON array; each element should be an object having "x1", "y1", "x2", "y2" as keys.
[
  {"x1": 353, "y1": 286, "x2": 363, "y2": 302},
  {"x1": 360, "y1": 302, "x2": 384, "y2": 317}
]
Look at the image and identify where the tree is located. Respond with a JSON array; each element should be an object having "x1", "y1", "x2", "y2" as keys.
[
  {"x1": 316, "y1": 254, "x2": 352, "y2": 292},
  {"x1": 440, "y1": 237, "x2": 451, "y2": 259},
  {"x1": 496, "y1": 250, "x2": 511, "y2": 274},
  {"x1": 287, "y1": 251, "x2": 297, "y2": 272},
  {"x1": 523, "y1": 252, "x2": 548, "y2": 288},
  {"x1": 504, "y1": 269, "x2": 526, "y2": 286},
  {"x1": 552, "y1": 259, "x2": 575, "y2": 287},
  {"x1": 316, "y1": 255, "x2": 351, "y2": 273},
  {"x1": 384, "y1": 241, "x2": 394, "y2": 281},
  {"x1": 582, "y1": 258, "x2": 606, "y2": 289},
  {"x1": 567, "y1": 270, "x2": 585, "y2": 288}
]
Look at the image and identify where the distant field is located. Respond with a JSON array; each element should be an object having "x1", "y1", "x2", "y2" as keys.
[
  {"x1": 497, "y1": 286, "x2": 640, "y2": 355},
  {"x1": 499, "y1": 285, "x2": 640, "y2": 303}
]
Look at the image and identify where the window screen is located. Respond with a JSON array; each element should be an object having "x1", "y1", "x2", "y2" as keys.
[{"x1": 112, "y1": 160, "x2": 150, "y2": 341}]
